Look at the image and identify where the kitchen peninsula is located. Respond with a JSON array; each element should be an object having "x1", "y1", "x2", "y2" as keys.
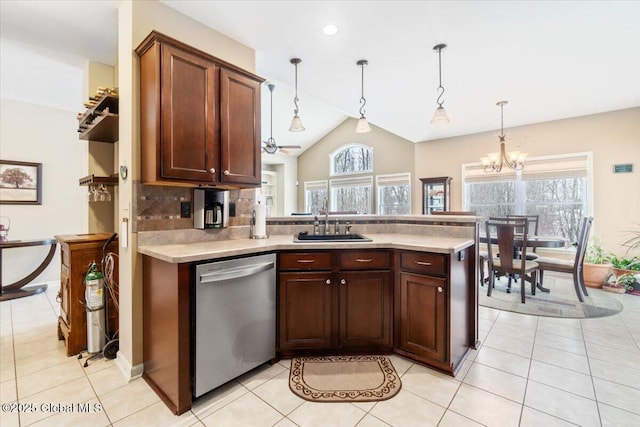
[{"x1": 138, "y1": 215, "x2": 481, "y2": 414}]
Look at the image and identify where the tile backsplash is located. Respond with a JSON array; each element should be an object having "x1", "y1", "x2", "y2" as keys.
[{"x1": 134, "y1": 182, "x2": 255, "y2": 232}]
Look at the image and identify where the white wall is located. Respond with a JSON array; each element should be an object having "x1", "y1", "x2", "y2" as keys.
[{"x1": 1, "y1": 40, "x2": 88, "y2": 285}]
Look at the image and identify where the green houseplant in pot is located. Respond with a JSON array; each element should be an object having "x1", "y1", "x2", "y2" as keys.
[{"x1": 583, "y1": 238, "x2": 612, "y2": 288}]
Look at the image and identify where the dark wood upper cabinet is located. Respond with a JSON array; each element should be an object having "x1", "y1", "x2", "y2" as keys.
[{"x1": 136, "y1": 31, "x2": 263, "y2": 188}]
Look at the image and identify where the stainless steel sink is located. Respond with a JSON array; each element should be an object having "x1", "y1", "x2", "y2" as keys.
[{"x1": 294, "y1": 232, "x2": 372, "y2": 243}]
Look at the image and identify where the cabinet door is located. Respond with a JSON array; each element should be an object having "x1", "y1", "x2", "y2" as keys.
[
  {"x1": 398, "y1": 272, "x2": 447, "y2": 362},
  {"x1": 160, "y1": 44, "x2": 218, "y2": 182},
  {"x1": 59, "y1": 264, "x2": 71, "y2": 325},
  {"x1": 278, "y1": 272, "x2": 332, "y2": 350},
  {"x1": 339, "y1": 271, "x2": 392, "y2": 349},
  {"x1": 220, "y1": 68, "x2": 261, "y2": 186}
]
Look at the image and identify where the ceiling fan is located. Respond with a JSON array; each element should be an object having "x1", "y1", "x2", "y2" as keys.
[{"x1": 262, "y1": 83, "x2": 302, "y2": 155}]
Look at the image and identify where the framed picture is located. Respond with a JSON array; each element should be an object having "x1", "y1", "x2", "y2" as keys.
[{"x1": 0, "y1": 160, "x2": 43, "y2": 205}]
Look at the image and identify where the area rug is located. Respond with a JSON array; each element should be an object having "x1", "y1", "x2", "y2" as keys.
[
  {"x1": 480, "y1": 274, "x2": 623, "y2": 318},
  {"x1": 289, "y1": 355, "x2": 401, "y2": 402}
]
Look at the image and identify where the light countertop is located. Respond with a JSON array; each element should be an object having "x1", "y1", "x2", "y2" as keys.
[{"x1": 138, "y1": 233, "x2": 475, "y2": 264}]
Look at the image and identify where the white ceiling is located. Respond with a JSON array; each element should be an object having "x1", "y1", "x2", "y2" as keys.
[{"x1": 2, "y1": 1, "x2": 639, "y2": 156}]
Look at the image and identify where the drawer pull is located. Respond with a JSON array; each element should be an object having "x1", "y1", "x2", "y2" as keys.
[
  {"x1": 223, "y1": 170, "x2": 230, "y2": 175},
  {"x1": 297, "y1": 259, "x2": 315, "y2": 264},
  {"x1": 438, "y1": 287, "x2": 443, "y2": 293},
  {"x1": 326, "y1": 279, "x2": 331, "y2": 285},
  {"x1": 340, "y1": 279, "x2": 347, "y2": 285},
  {"x1": 414, "y1": 261, "x2": 432, "y2": 266},
  {"x1": 355, "y1": 259, "x2": 373, "y2": 263}
]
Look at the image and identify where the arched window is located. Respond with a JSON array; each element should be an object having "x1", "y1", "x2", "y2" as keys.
[{"x1": 330, "y1": 143, "x2": 373, "y2": 176}]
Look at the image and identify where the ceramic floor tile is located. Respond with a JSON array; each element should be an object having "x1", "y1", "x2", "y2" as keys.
[
  {"x1": 1, "y1": 378, "x2": 17, "y2": 402},
  {"x1": 252, "y1": 369, "x2": 305, "y2": 415},
  {"x1": 387, "y1": 354, "x2": 413, "y2": 376},
  {"x1": 536, "y1": 316, "x2": 582, "y2": 330},
  {"x1": 593, "y1": 377, "x2": 640, "y2": 415},
  {"x1": 534, "y1": 331, "x2": 586, "y2": 356},
  {"x1": 478, "y1": 318, "x2": 495, "y2": 332},
  {"x1": 369, "y1": 388, "x2": 445, "y2": 427},
  {"x1": 200, "y1": 392, "x2": 285, "y2": 427},
  {"x1": 535, "y1": 321, "x2": 583, "y2": 340},
  {"x1": 598, "y1": 402, "x2": 640, "y2": 427},
  {"x1": 17, "y1": 357, "x2": 85, "y2": 398},
  {"x1": 88, "y1": 363, "x2": 130, "y2": 395},
  {"x1": 190, "y1": 380, "x2": 248, "y2": 420},
  {"x1": 478, "y1": 306, "x2": 500, "y2": 321},
  {"x1": 455, "y1": 359, "x2": 473, "y2": 380},
  {"x1": 448, "y1": 383, "x2": 522, "y2": 427},
  {"x1": 531, "y1": 343, "x2": 590, "y2": 374},
  {"x1": 288, "y1": 401, "x2": 367, "y2": 427},
  {"x1": 519, "y1": 406, "x2": 579, "y2": 427},
  {"x1": 355, "y1": 414, "x2": 392, "y2": 427},
  {"x1": 0, "y1": 359, "x2": 15, "y2": 381},
  {"x1": 437, "y1": 410, "x2": 484, "y2": 426},
  {"x1": 100, "y1": 378, "x2": 161, "y2": 422},
  {"x1": 528, "y1": 360, "x2": 594, "y2": 399},
  {"x1": 274, "y1": 417, "x2": 302, "y2": 427},
  {"x1": 589, "y1": 357, "x2": 640, "y2": 389},
  {"x1": 29, "y1": 398, "x2": 110, "y2": 427},
  {"x1": 400, "y1": 363, "x2": 460, "y2": 407},
  {"x1": 236, "y1": 362, "x2": 286, "y2": 390},
  {"x1": 0, "y1": 401, "x2": 19, "y2": 427},
  {"x1": 489, "y1": 322, "x2": 536, "y2": 342},
  {"x1": 17, "y1": 376, "x2": 96, "y2": 426},
  {"x1": 473, "y1": 345, "x2": 531, "y2": 377},
  {"x1": 586, "y1": 341, "x2": 640, "y2": 369},
  {"x1": 524, "y1": 380, "x2": 599, "y2": 427},
  {"x1": 14, "y1": 348, "x2": 73, "y2": 377},
  {"x1": 277, "y1": 358, "x2": 292, "y2": 369},
  {"x1": 463, "y1": 363, "x2": 527, "y2": 403},
  {"x1": 13, "y1": 335, "x2": 66, "y2": 360},
  {"x1": 112, "y1": 400, "x2": 199, "y2": 426},
  {"x1": 582, "y1": 328, "x2": 638, "y2": 352},
  {"x1": 481, "y1": 331, "x2": 533, "y2": 358},
  {"x1": 495, "y1": 310, "x2": 539, "y2": 330}
]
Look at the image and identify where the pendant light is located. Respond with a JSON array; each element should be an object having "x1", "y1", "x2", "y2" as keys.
[
  {"x1": 480, "y1": 101, "x2": 527, "y2": 172},
  {"x1": 262, "y1": 83, "x2": 302, "y2": 155},
  {"x1": 355, "y1": 59, "x2": 372, "y2": 133},
  {"x1": 431, "y1": 43, "x2": 450, "y2": 125},
  {"x1": 288, "y1": 58, "x2": 305, "y2": 132}
]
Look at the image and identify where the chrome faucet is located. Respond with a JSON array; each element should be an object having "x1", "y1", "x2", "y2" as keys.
[
  {"x1": 322, "y1": 197, "x2": 330, "y2": 234},
  {"x1": 313, "y1": 216, "x2": 320, "y2": 235},
  {"x1": 334, "y1": 219, "x2": 340, "y2": 235}
]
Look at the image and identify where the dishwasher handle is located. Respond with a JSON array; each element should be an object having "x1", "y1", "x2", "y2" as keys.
[{"x1": 199, "y1": 261, "x2": 275, "y2": 284}]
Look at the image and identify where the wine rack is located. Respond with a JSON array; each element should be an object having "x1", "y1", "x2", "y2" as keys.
[{"x1": 77, "y1": 89, "x2": 119, "y2": 143}]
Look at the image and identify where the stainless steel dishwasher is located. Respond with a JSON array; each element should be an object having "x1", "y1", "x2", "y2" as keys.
[{"x1": 194, "y1": 253, "x2": 276, "y2": 398}]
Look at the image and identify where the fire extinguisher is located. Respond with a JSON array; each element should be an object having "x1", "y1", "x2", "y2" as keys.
[{"x1": 84, "y1": 261, "x2": 105, "y2": 354}]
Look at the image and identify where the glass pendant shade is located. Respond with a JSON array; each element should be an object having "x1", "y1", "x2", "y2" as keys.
[
  {"x1": 355, "y1": 117, "x2": 371, "y2": 133},
  {"x1": 430, "y1": 106, "x2": 450, "y2": 124},
  {"x1": 288, "y1": 115, "x2": 305, "y2": 132}
]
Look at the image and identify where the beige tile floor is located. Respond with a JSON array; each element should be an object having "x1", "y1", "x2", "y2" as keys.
[{"x1": 1, "y1": 274, "x2": 640, "y2": 426}]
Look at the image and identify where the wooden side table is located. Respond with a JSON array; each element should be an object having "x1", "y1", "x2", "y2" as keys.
[{"x1": 0, "y1": 238, "x2": 57, "y2": 301}]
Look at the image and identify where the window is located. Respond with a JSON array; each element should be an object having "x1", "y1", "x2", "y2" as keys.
[
  {"x1": 330, "y1": 144, "x2": 373, "y2": 176},
  {"x1": 376, "y1": 173, "x2": 411, "y2": 215},
  {"x1": 304, "y1": 180, "x2": 327, "y2": 215},
  {"x1": 329, "y1": 176, "x2": 373, "y2": 214},
  {"x1": 463, "y1": 153, "x2": 592, "y2": 242}
]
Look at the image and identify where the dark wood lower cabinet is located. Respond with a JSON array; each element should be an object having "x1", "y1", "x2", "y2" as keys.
[{"x1": 277, "y1": 250, "x2": 392, "y2": 355}]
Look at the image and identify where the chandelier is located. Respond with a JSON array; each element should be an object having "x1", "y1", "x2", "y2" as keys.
[{"x1": 481, "y1": 101, "x2": 527, "y2": 172}]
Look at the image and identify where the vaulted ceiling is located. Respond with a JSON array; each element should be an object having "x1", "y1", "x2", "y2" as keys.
[{"x1": 2, "y1": 1, "x2": 639, "y2": 156}]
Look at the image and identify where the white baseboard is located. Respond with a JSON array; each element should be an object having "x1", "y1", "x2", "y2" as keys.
[{"x1": 115, "y1": 351, "x2": 144, "y2": 381}]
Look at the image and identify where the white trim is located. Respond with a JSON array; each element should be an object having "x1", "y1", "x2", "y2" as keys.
[{"x1": 115, "y1": 351, "x2": 144, "y2": 382}]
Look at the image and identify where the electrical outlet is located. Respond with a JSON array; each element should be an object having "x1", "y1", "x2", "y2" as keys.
[{"x1": 180, "y1": 201, "x2": 191, "y2": 218}]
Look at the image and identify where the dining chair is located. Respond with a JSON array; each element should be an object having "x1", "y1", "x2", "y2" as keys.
[
  {"x1": 507, "y1": 214, "x2": 540, "y2": 260},
  {"x1": 534, "y1": 216, "x2": 593, "y2": 302},
  {"x1": 485, "y1": 217, "x2": 539, "y2": 303},
  {"x1": 431, "y1": 211, "x2": 477, "y2": 215}
]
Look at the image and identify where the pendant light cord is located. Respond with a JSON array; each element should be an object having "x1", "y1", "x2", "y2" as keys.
[
  {"x1": 293, "y1": 62, "x2": 300, "y2": 116},
  {"x1": 358, "y1": 60, "x2": 367, "y2": 118},
  {"x1": 269, "y1": 85, "x2": 274, "y2": 142},
  {"x1": 436, "y1": 46, "x2": 445, "y2": 107}
]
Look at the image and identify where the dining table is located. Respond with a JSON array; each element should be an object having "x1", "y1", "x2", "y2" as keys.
[
  {"x1": 0, "y1": 238, "x2": 58, "y2": 301},
  {"x1": 479, "y1": 234, "x2": 569, "y2": 293}
]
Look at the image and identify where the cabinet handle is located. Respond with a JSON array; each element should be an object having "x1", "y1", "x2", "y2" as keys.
[
  {"x1": 326, "y1": 279, "x2": 331, "y2": 285},
  {"x1": 209, "y1": 168, "x2": 216, "y2": 174},
  {"x1": 355, "y1": 259, "x2": 373, "y2": 263},
  {"x1": 340, "y1": 279, "x2": 347, "y2": 285},
  {"x1": 223, "y1": 170, "x2": 230, "y2": 175},
  {"x1": 414, "y1": 261, "x2": 432, "y2": 266},
  {"x1": 297, "y1": 259, "x2": 315, "y2": 264},
  {"x1": 56, "y1": 290, "x2": 62, "y2": 304},
  {"x1": 438, "y1": 287, "x2": 443, "y2": 293}
]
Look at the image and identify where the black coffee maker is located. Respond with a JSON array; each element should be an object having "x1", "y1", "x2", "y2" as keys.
[{"x1": 194, "y1": 189, "x2": 229, "y2": 229}]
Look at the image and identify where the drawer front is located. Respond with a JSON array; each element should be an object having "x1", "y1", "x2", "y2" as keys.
[
  {"x1": 400, "y1": 251, "x2": 446, "y2": 276},
  {"x1": 279, "y1": 252, "x2": 332, "y2": 271},
  {"x1": 61, "y1": 245, "x2": 70, "y2": 267},
  {"x1": 339, "y1": 250, "x2": 391, "y2": 270}
]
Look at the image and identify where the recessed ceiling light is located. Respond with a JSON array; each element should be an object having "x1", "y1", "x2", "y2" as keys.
[{"x1": 322, "y1": 23, "x2": 338, "y2": 36}]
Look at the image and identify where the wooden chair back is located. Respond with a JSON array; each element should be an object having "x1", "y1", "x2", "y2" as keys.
[
  {"x1": 507, "y1": 214, "x2": 539, "y2": 252},
  {"x1": 575, "y1": 216, "x2": 594, "y2": 269},
  {"x1": 485, "y1": 217, "x2": 530, "y2": 271}
]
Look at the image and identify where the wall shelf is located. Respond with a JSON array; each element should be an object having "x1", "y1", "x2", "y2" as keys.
[
  {"x1": 77, "y1": 94, "x2": 119, "y2": 143},
  {"x1": 79, "y1": 174, "x2": 119, "y2": 186}
]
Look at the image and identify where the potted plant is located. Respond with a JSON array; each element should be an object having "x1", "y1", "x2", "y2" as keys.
[
  {"x1": 583, "y1": 237, "x2": 613, "y2": 288},
  {"x1": 603, "y1": 273, "x2": 634, "y2": 294},
  {"x1": 609, "y1": 255, "x2": 640, "y2": 277}
]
